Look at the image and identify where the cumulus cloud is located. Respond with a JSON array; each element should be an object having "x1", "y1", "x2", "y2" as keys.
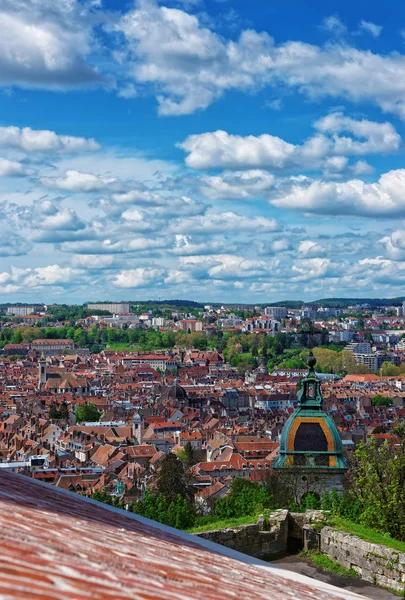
[
  {"x1": 180, "y1": 114, "x2": 400, "y2": 171},
  {"x1": 0, "y1": 0, "x2": 102, "y2": 89},
  {"x1": 72, "y1": 254, "x2": 114, "y2": 268},
  {"x1": 171, "y1": 211, "x2": 281, "y2": 233},
  {"x1": 114, "y1": 267, "x2": 165, "y2": 288},
  {"x1": 41, "y1": 169, "x2": 120, "y2": 192},
  {"x1": 271, "y1": 169, "x2": 405, "y2": 217},
  {"x1": 292, "y1": 257, "x2": 341, "y2": 280},
  {"x1": 0, "y1": 126, "x2": 99, "y2": 153},
  {"x1": 179, "y1": 254, "x2": 270, "y2": 279},
  {"x1": 113, "y1": 1, "x2": 405, "y2": 119},
  {"x1": 172, "y1": 234, "x2": 236, "y2": 255},
  {"x1": 0, "y1": 157, "x2": 34, "y2": 177},
  {"x1": 180, "y1": 131, "x2": 295, "y2": 169},
  {"x1": 197, "y1": 170, "x2": 276, "y2": 200},
  {"x1": 380, "y1": 230, "x2": 405, "y2": 261},
  {"x1": 298, "y1": 240, "x2": 327, "y2": 257},
  {"x1": 40, "y1": 207, "x2": 85, "y2": 231},
  {"x1": 0, "y1": 263, "x2": 82, "y2": 292},
  {"x1": 0, "y1": 224, "x2": 32, "y2": 256},
  {"x1": 313, "y1": 112, "x2": 400, "y2": 155}
]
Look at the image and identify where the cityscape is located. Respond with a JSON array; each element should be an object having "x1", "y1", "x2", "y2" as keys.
[{"x1": 2, "y1": 0, "x2": 405, "y2": 598}]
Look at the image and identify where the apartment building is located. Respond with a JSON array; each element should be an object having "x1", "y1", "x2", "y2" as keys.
[{"x1": 87, "y1": 302, "x2": 130, "y2": 314}]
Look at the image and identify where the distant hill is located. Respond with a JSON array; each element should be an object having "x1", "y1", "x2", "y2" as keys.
[
  {"x1": 131, "y1": 299, "x2": 205, "y2": 308},
  {"x1": 312, "y1": 297, "x2": 405, "y2": 308},
  {"x1": 214, "y1": 297, "x2": 405, "y2": 309}
]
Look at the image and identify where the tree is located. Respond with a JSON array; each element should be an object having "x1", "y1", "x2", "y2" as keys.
[
  {"x1": 348, "y1": 438, "x2": 405, "y2": 540},
  {"x1": 76, "y1": 402, "x2": 102, "y2": 423},
  {"x1": 379, "y1": 361, "x2": 400, "y2": 377},
  {"x1": 214, "y1": 479, "x2": 275, "y2": 519},
  {"x1": 372, "y1": 394, "x2": 393, "y2": 407},
  {"x1": 156, "y1": 453, "x2": 192, "y2": 503}
]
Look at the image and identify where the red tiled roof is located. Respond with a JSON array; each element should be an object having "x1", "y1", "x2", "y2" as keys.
[{"x1": 0, "y1": 471, "x2": 365, "y2": 600}]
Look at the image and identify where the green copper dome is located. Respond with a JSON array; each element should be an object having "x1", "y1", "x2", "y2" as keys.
[{"x1": 273, "y1": 352, "x2": 346, "y2": 470}]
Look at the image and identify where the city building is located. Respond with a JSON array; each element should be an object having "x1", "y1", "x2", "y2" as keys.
[
  {"x1": 87, "y1": 302, "x2": 130, "y2": 314},
  {"x1": 264, "y1": 306, "x2": 288, "y2": 319},
  {"x1": 6, "y1": 305, "x2": 44, "y2": 316},
  {"x1": 31, "y1": 339, "x2": 74, "y2": 355},
  {"x1": 178, "y1": 319, "x2": 203, "y2": 333}
]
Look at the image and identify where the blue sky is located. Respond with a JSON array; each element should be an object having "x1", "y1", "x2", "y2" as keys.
[{"x1": 1, "y1": 0, "x2": 405, "y2": 303}]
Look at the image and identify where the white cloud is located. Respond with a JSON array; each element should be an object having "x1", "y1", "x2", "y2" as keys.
[
  {"x1": 380, "y1": 230, "x2": 405, "y2": 261},
  {"x1": 198, "y1": 170, "x2": 275, "y2": 200},
  {"x1": 179, "y1": 254, "x2": 269, "y2": 279},
  {"x1": 72, "y1": 254, "x2": 114, "y2": 268},
  {"x1": 0, "y1": 223, "x2": 32, "y2": 256},
  {"x1": 321, "y1": 15, "x2": 347, "y2": 37},
  {"x1": 114, "y1": 267, "x2": 165, "y2": 288},
  {"x1": 350, "y1": 160, "x2": 374, "y2": 175},
  {"x1": 171, "y1": 211, "x2": 281, "y2": 233},
  {"x1": 0, "y1": 264, "x2": 82, "y2": 292},
  {"x1": 114, "y1": 2, "x2": 405, "y2": 119},
  {"x1": 0, "y1": 126, "x2": 99, "y2": 153},
  {"x1": 40, "y1": 207, "x2": 85, "y2": 231},
  {"x1": 0, "y1": 0, "x2": 102, "y2": 89},
  {"x1": 180, "y1": 130, "x2": 295, "y2": 169},
  {"x1": 359, "y1": 20, "x2": 382, "y2": 38},
  {"x1": 172, "y1": 234, "x2": 236, "y2": 255},
  {"x1": 271, "y1": 169, "x2": 405, "y2": 217},
  {"x1": 41, "y1": 169, "x2": 119, "y2": 192},
  {"x1": 314, "y1": 112, "x2": 400, "y2": 155},
  {"x1": 0, "y1": 157, "x2": 33, "y2": 177},
  {"x1": 292, "y1": 257, "x2": 340, "y2": 280},
  {"x1": 24, "y1": 264, "x2": 79, "y2": 286},
  {"x1": 180, "y1": 113, "x2": 400, "y2": 171},
  {"x1": 298, "y1": 240, "x2": 326, "y2": 257}
]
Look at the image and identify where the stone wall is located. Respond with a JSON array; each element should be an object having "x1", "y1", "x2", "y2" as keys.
[
  {"x1": 321, "y1": 527, "x2": 405, "y2": 594},
  {"x1": 195, "y1": 509, "x2": 289, "y2": 560}
]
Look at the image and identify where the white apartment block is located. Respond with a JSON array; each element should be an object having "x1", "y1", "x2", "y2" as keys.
[
  {"x1": 7, "y1": 305, "x2": 43, "y2": 316},
  {"x1": 264, "y1": 306, "x2": 288, "y2": 319},
  {"x1": 87, "y1": 302, "x2": 130, "y2": 314}
]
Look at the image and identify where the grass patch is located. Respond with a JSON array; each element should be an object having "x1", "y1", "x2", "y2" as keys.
[
  {"x1": 300, "y1": 550, "x2": 358, "y2": 578},
  {"x1": 329, "y1": 517, "x2": 405, "y2": 553},
  {"x1": 105, "y1": 343, "x2": 138, "y2": 352},
  {"x1": 187, "y1": 514, "x2": 259, "y2": 534}
]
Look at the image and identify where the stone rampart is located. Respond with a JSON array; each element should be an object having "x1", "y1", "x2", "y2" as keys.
[
  {"x1": 195, "y1": 509, "x2": 289, "y2": 559},
  {"x1": 321, "y1": 527, "x2": 405, "y2": 594}
]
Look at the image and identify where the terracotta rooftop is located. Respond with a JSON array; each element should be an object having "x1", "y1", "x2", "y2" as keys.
[{"x1": 0, "y1": 471, "x2": 368, "y2": 600}]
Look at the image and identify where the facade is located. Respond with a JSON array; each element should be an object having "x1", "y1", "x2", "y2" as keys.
[
  {"x1": 31, "y1": 339, "x2": 74, "y2": 355},
  {"x1": 6, "y1": 305, "x2": 43, "y2": 316},
  {"x1": 273, "y1": 352, "x2": 346, "y2": 498},
  {"x1": 121, "y1": 355, "x2": 177, "y2": 372},
  {"x1": 346, "y1": 342, "x2": 372, "y2": 354},
  {"x1": 178, "y1": 319, "x2": 203, "y2": 332},
  {"x1": 264, "y1": 306, "x2": 288, "y2": 319},
  {"x1": 87, "y1": 302, "x2": 130, "y2": 314}
]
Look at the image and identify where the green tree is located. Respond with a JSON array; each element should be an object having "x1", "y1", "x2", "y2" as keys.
[
  {"x1": 372, "y1": 394, "x2": 393, "y2": 406},
  {"x1": 156, "y1": 453, "x2": 192, "y2": 503},
  {"x1": 349, "y1": 438, "x2": 405, "y2": 540},
  {"x1": 379, "y1": 362, "x2": 400, "y2": 377},
  {"x1": 214, "y1": 479, "x2": 275, "y2": 519},
  {"x1": 76, "y1": 402, "x2": 102, "y2": 423}
]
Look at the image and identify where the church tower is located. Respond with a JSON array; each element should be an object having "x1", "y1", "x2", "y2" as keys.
[
  {"x1": 273, "y1": 352, "x2": 346, "y2": 497},
  {"x1": 38, "y1": 353, "x2": 47, "y2": 390},
  {"x1": 132, "y1": 413, "x2": 143, "y2": 445}
]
